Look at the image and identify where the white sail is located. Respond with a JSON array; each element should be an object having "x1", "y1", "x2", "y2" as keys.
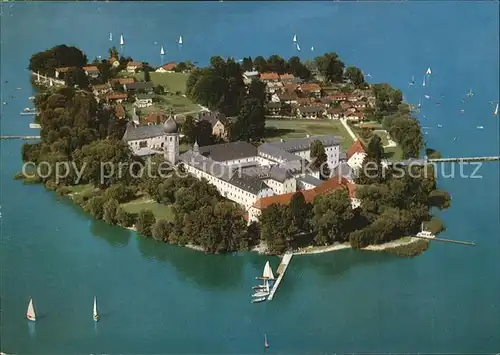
[
  {"x1": 311, "y1": 46, "x2": 314, "y2": 51},
  {"x1": 109, "y1": 32, "x2": 112, "y2": 41},
  {"x1": 27, "y1": 298, "x2": 36, "y2": 321},
  {"x1": 93, "y1": 297, "x2": 99, "y2": 321},
  {"x1": 160, "y1": 46, "x2": 165, "y2": 55},
  {"x1": 263, "y1": 261, "x2": 274, "y2": 280},
  {"x1": 265, "y1": 280, "x2": 270, "y2": 293},
  {"x1": 293, "y1": 34, "x2": 297, "y2": 42},
  {"x1": 494, "y1": 103, "x2": 499, "y2": 116},
  {"x1": 178, "y1": 36, "x2": 183, "y2": 45},
  {"x1": 296, "y1": 43, "x2": 301, "y2": 51},
  {"x1": 264, "y1": 334, "x2": 269, "y2": 348},
  {"x1": 426, "y1": 67, "x2": 432, "y2": 75},
  {"x1": 120, "y1": 34, "x2": 124, "y2": 46},
  {"x1": 422, "y1": 76, "x2": 426, "y2": 87}
]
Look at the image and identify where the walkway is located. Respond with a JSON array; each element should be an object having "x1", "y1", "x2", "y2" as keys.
[
  {"x1": 0, "y1": 135, "x2": 40, "y2": 140},
  {"x1": 267, "y1": 252, "x2": 293, "y2": 301},
  {"x1": 340, "y1": 118, "x2": 356, "y2": 141}
]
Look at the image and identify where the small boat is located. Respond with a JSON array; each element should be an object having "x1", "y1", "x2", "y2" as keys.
[
  {"x1": 453, "y1": 136, "x2": 458, "y2": 141},
  {"x1": 109, "y1": 32, "x2": 112, "y2": 41},
  {"x1": 120, "y1": 34, "x2": 124, "y2": 46},
  {"x1": 426, "y1": 67, "x2": 432, "y2": 75},
  {"x1": 26, "y1": 298, "x2": 36, "y2": 321},
  {"x1": 293, "y1": 34, "x2": 297, "y2": 42},
  {"x1": 424, "y1": 95, "x2": 430, "y2": 99},
  {"x1": 409, "y1": 75, "x2": 415, "y2": 86},
  {"x1": 264, "y1": 334, "x2": 269, "y2": 348},
  {"x1": 467, "y1": 88, "x2": 474, "y2": 97},
  {"x1": 160, "y1": 46, "x2": 165, "y2": 55},
  {"x1": 493, "y1": 103, "x2": 498, "y2": 116},
  {"x1": 253, "y1": 285, "x2": 267, "y2": 290},
  {"x1": 422, "y1": 76, "x2": 426, "y2": 87},
  {"x1": 263, "y1": 261, "x2": 275, "y2": 280},
  {"x1": 251, "y1": 297, "x2": 267, "y2": 304},
  {"x1": 310, "y1": 46, "x2": 314, "y2": 51},
  {"x1": 24, "y1": 107, "x2": 35, "y2": 112},
  {"x1": 417, "y1": 100, "x2": 421, "y2": 108},
  {"x1": 416, "y1": 222, "x2": 435, "y2": 238},
  {"x1": 477, "y1": 125, "x2": 484, "y2": 129},
  {"x1": 93, "y1": 296, "x2": 99, "y2": 322},
  {"x1": 460, "y1": 109, "x2": 465, "y2": 114},
  {"x1": 296, "y1": 43, "x2": 301, "y2": 51},
  {"x1": 29, "y1": 96, "x2": 35, "y2": 100},
  {"x1": 178, "y1": 36, "x2": 183, "y2": 45},
  {"x1": 437, "y1": 124, "x2": 443, "y2": 128},
  {"x1": 252, "y1": 291, "x2": 270, "y2": 298}
]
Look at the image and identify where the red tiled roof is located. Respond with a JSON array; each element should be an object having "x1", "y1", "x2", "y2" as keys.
[
  {"x1": 160, "y1": 62, "x2": 177, "y2": 71},
  {"x1": 93, "y1": 83, "x2": 111, "y2": 90},
  {"x1": 300, "y1": 83, "x2": 322, "y2": 92},
  {"x1": 110, "y1": 78, "x2": 136, "y2": 85},
  {"x1": 114, "y1": 104, "x2": 125, "y2": 119},
  {"x1": 283, "y1": 83, "x2": 299, "y2": 92},
  {"x1": 107, "y1": 92, "x2": 128, "y2": 100},
  {"x1": 297, "y1": 97, "x2": 312, "y2": 105},
  {"x1": 347, "y1": 140, "x2": 366, "y2": 160},
  {"x1": 260, "y1": 72, "x2": 279, "y2": 80},
  {"x1": 279, "y1": 73, "x2": 295, "y2": 81},
  {"x1": 83, "y1": 65, "x2": 99, "y2": 72},
  {"x1": 328, "y1": 93, "x2": 348, "y2": 101}
]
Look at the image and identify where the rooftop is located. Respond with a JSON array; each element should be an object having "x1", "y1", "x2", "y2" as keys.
[
  {"x1": 198, "y1": 141, "x2": 257, "y2": 162},
  {"x1": 297, "y1": 174, "x2": 323, "y2": 187},
  {"x1": 347, "y1": 139, "x2": 366, "y2": 159},
  {"x1": 268, "y1": 135, "x2": 341, "y2": 153},
  {"x1": 122, "y1": 123, "x2": 165, "y2": 141}
]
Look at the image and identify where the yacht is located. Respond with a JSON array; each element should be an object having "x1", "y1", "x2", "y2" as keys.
[
  {"x1": 252, "y1": 290, "x2": 270, "y2": 298},
  {"x1": 26, "y1": 298, "x2": 36, "y2": 321},
  {"x1": 251, "y1": 297, "x2": 267, "y2": 304},
  {"x1": 416, "y1": 222, "x2": 435, "y2": 238}
]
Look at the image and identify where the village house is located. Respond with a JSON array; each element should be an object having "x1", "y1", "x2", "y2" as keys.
[
  {"x1": 351, "y1": 100, "x2": 367, "y2": 109},
  {"x1": 279, "y1": 73, "x2": 295, "y2": 83},
  {"x1": 126, "y1": 61, "x2": 143, "y2": 73},
  {"x1": 346, "y1": 93, "x2": 364, "y2": 102},
  {"x1": 299, "y1": 83, "x2": 322, "y2": 98},
  {"x1": 271, "y1": 91, "x2": 299, "y2": 105},
  {"x1": 134, "y1": 94, "x2": 154, "y2": 108},
  {"x1": 92, "y1": 83, "x2": 112, "y2": 96},
  {"x1": 111, "y1": 77, "x2": 136, "y2": 86},
  {"x1": 144, "y1": 112, "x2": 165, "y2": 125},
  {"x1": 345, "y1": 110, "x2": 365, "y2": 122},
  {"x1": 124, "y1": 81, "x2": 154, "y2": 93},
  {"x1": 106, "y1": 92, "x2": 128, "y2": 104},
  {"x1": 346, "y1": 139, "x2": 367, "y2": 170},
  {"x1": 82, "y1": 66, "x2": 100, "y2": 79},
  {"x1": 297, "y1": 97, "x2": 313, "y2": 106},
  {"x1": 266, "y1": 102, "x2": 282, "y2": 115},
  {"x1": 296, "y1": 105, "x2": 325, "y2": 119},
  {"x1": 155, "y1": 62, "x2": 177, "y2": 73},
  {"x1": 114, "y1": 104, "x2": 125, "y2": 120},
  {"x1": 265, "y1": 81, "x2": 284, "y2": 94},
  {"x1": 198, "y1": 111, "x2": 228, "y2": 139},
  {"x1": 260, "y1": 72, "x2": 280, "y2": 82},
  {"x1": 326, "y1": 107, "x2": 343, "y2": 120},
  {"x1": 243, "y1": 71, "x2": 259, "y2": 84},
  {"x1": 341, "y1": 101, "x2": 356, "y2": 113},
  {"x1": 54, "y1": 67, "x2": 72, "y2": 79},
  {"x1": 329, "y1": 93, "x2": 349, "y2": 102},
  {"x1": 108, "y1": 57, "x2": 120, "y2": 67}
]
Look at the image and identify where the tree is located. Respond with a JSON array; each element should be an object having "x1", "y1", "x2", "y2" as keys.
[
  {"x1": 289, "y1": 191, "x2": 312, "y2": 233},
  {"x1": 182, "y1": 115, "x2": 197, "y2": 144},
  {"x1": 287, "y1": 56, "x2": 312, "y2": 80},
  {"x1": 344, "y1": 66, "x2": 365, "y2": 86},
  {"x1": 310, "y1": 140, "x2": 330, "y2": 179},
  {"x1": 253, "y1": 56, "x2": 267, "y2": 73},
  {"x1": 196, "y1": 120, "x2": 214, "y2": 146},
  {"x1": 136, "y1": 210, "x2": 156, "y2": 237},
  {"x1": 266, "y1": 55, "x2": 287, "y2": 74},
  {"x1": 115, "y1": 206, "x2": 134, "y2": 227},
  {"x1": 248, "y1": 79, "x2": 267, "y2": 105},
  {"x1": 65, "y1": 67, "x2": 89, "y2": 89},
  {"x1": 103, "y1": 198, "x2": 119, "y2": 224},
  {"x1": 314, "y1": 52, "x2": 345, "y2": 83},
  {"x1": 151, "y1": 219, "x2": 172, "y2": 242},
  {"x1": 229, "y1": 98, "x2": 266, "y2": 142},
  {"x1": 154, "y1": 85, "x2": 165, "y2": 95},
  {"x1": 104, "y1": 183, "x2": 134, "y2": 203},
  {"x1": 366, "y1": 135, "x2": 384, "y2": 163},
  {"x1": 241, "y1": 56, "x2": 253, "y2": 72},
  {"x1": 29, "y1": 45, "x2": 88, "y2": 77},
  {"x1": 84, "y1": 196, "x2": 105, "y2": 219},
  {"x1": 108, "y1": 47, "x2": 119, "y2": 60},
  {"x1": 312, "y1": 189, "x2": 354, "y2": 245},
  {"x1": 144, "y1": 67, "x2": 151, "y2": 82},
  {"x1": 260, "y1": 204, "x2": 296, "y2": 254}
]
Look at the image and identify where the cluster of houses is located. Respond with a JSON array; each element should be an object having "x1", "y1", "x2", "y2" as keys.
[{"x1": 243, "y1": 70, "x2": 373, "y2": 121}]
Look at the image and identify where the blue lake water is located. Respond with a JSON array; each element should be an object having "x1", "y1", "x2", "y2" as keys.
[{"x1": 0, "y1": 2, "x2": 499, "y2": 353}]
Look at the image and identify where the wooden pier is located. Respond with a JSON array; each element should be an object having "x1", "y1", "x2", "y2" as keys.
[
  {"x1": 0, "y1": 135, "x2": 40, "y2": 140},
  {"x1": 429, "y1": 156, "x2": 500, "y2": 163},
  {"x1": 268, "y1": 253, "x2": 293, "y2": 301},
  {"x1": 413, "y1": 235, "x2": 475, "y2": 246}
]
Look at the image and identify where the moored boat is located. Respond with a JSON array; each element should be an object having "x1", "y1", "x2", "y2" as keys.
[{"x1": 251, "y1": 297, "x2": 267, "y2": 303}]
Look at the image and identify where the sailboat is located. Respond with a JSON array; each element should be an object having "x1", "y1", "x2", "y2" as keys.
[
  {"x1": 409, "y1": 75, "x2": 415, "y2": 86},
  {"x1": 426, "y1": 67, "x2": 432, "y2": 75},
  {"x1": 93, "y1": 297, "x2": 99, "y2": 322},
  {"x1": 263, "y1": 261, "x2": 275, "y2": 280},
  {"x1": 264, "y1": 334, "x2": 269, "y2": 348},
  {"x1": 120, "y1": 34, "x2": 124, "y2": 46},
  {"x1": 424, "y1": 95, "x2": 430, "y2": 100},
  {"x1": 467, "y1": 88, "x2": 474, "y2": 97},
  {"x1": 417, "y1": 100, "x2": 421, "y2": 108},
  {"x1": 493, "y1": 103, "x2": 499, "y2": 116},
  {"x1": 296, "y1": 43, "x2": 301, "y2": 51},
  {"x1": 311, "y1": 46, "x2": 314, "y2": 51},
  {"x1": 160, "y1": 46, "x2": 165, "y2": 56},
  {"x1": 26, "y1": 298, "x2": 36, "y2": 321},
  {"x1": 293, "y1": 34, "x2": 297, "y2": 42},
  {"x1": 109, "y1": 32, "x2": 112, "y2": 41},
  {"x1": 422, "y1": 76, "x2": 426, "y2": 87},
  {"x1": 416, "y1": 222, "x2": 435, "y2": 238},
  {"x1": 178, "y1": 36, "x2": 183, "y2": 45}
]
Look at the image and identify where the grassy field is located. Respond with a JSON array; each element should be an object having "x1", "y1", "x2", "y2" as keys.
[
  {"x1": 123, "y1": 93, "x2": 200, "y2": 116},
  {"x1": 135, "y1": 72, "x2": 189, "y2": 93},
  {"x1": 351, "y1": 124, "x2": 403, "y2": 161},
  {"x1": 265, "y1": 119, "x2": 354, "y2": 150},
  {"x1": 121, "y1": 196, "x2": 174, "y2": 221}
]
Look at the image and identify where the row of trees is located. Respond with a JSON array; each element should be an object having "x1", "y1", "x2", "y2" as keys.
[{"x1": 239, "y1": 55, "x2": 312, "y2": 80}]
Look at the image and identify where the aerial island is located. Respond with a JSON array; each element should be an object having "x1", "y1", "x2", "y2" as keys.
[{"x1": 18, "y1": 44, "x2": 451, "y2": 256}]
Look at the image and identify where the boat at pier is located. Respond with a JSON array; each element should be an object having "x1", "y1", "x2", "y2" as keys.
[
  {"x1": 251, "y1": 297, "x2": 267, "y2": 303},
  {"x1": 416, "y1": 222, "x2": 435, "y2": 238}
]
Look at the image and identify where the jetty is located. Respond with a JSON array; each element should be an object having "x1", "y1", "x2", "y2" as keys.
[
  {"x1": 413, "y1": 235, "x2": 475, "y2": 246},
  {"x1": 429, "y1": 156, "x2": 500, "y2": 163},
  {"x1": 0, "y1": 135, "x2": 40, "y2": 140},
  {"x1": 267, "y1": 252, "x2": 293, "y2": 301}
]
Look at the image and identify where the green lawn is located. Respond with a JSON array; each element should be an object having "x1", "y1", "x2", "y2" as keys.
[
  {"x1": 67, "y1": 184, "x2": 96, "y2": 195},
  {"x1": 121, "y1": 196, "x2": 174, "y2": 221},
  {"x1": 265, "y1": 119, "x2": 353, "y2": 150},
  {"x1": 135, "y1": 72, "x2": 189, "y2": 93},
  {"x1": 123, "y1": 93, "x2": 200, "y2": 116}
]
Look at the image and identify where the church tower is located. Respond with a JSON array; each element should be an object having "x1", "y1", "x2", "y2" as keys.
[{"x1": 163, "y1": 116, "x2": 179, "y2": 164}]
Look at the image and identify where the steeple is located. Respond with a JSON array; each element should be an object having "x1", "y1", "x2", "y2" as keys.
[{"x1": 193, "y1": 140, "x2": 199, "y2": 153}]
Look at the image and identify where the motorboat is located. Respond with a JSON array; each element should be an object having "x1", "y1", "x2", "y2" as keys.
[{"x1": 252, "y1": 291, "x2": 270, "y2": 298}]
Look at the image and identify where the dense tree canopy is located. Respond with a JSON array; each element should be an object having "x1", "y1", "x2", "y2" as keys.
[
  {"x1": 29, "y1": 45, "x2": 88, "y2": 77},
  {"x1": 314, "y1": 52, "x2": 345, "y2": 83}
]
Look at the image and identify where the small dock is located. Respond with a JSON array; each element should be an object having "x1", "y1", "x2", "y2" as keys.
[
  {"x1": 268, "y1": 253, "x2": 293, "y2": 301},
  {"x1": 29, "y1": 123, "x2": 41, "y2": 129},
  {"x1": 413, "y1": 235, "x2": 475, "y2": 246},
  {"x1": 0, "y1": 135, "x2": 40, "y2": 140},
  {"x1": 429, "y1": 156, "x2": 500, "y2": 163}
]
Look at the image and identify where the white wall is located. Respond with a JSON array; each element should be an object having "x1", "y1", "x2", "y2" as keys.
[
  {"x1": 128, "y1": 135, "x2": 165, "y2": 153},
  {"x1": 347, "y1": 152, "x2": 366, "y2": 170}
]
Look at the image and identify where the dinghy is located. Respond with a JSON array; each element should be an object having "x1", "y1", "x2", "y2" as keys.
[
  {"x1": 296, "y1": 43, "x2": 301, "y2": 51},
  {"x1": 26, "y1": 298, "x2": 36, "y2": 321},
  {"x1": 120, "y1": 34, "x2": 124, "y2": 46},
  {"x1": 109, "y1": 32, "x2": 112, "y2": 41},
  {"x1": 251, "y1": 297, "x2": 267, "y2": 303},
  {"x1": 178, "y1": 36, "x2": 183, "y2": 45},
  {"x1": 252, "y1": 290, "x2": 270, "y2": 298},
  {"x1": 293, "y1": 34, "x2": 297, "y2": 42},
  {"x1": 494, "y1": 103, "x2": 499, "y2": 116},
  {"x1": 422, "y1": 76, "x2": 426, "y2": 87}
]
